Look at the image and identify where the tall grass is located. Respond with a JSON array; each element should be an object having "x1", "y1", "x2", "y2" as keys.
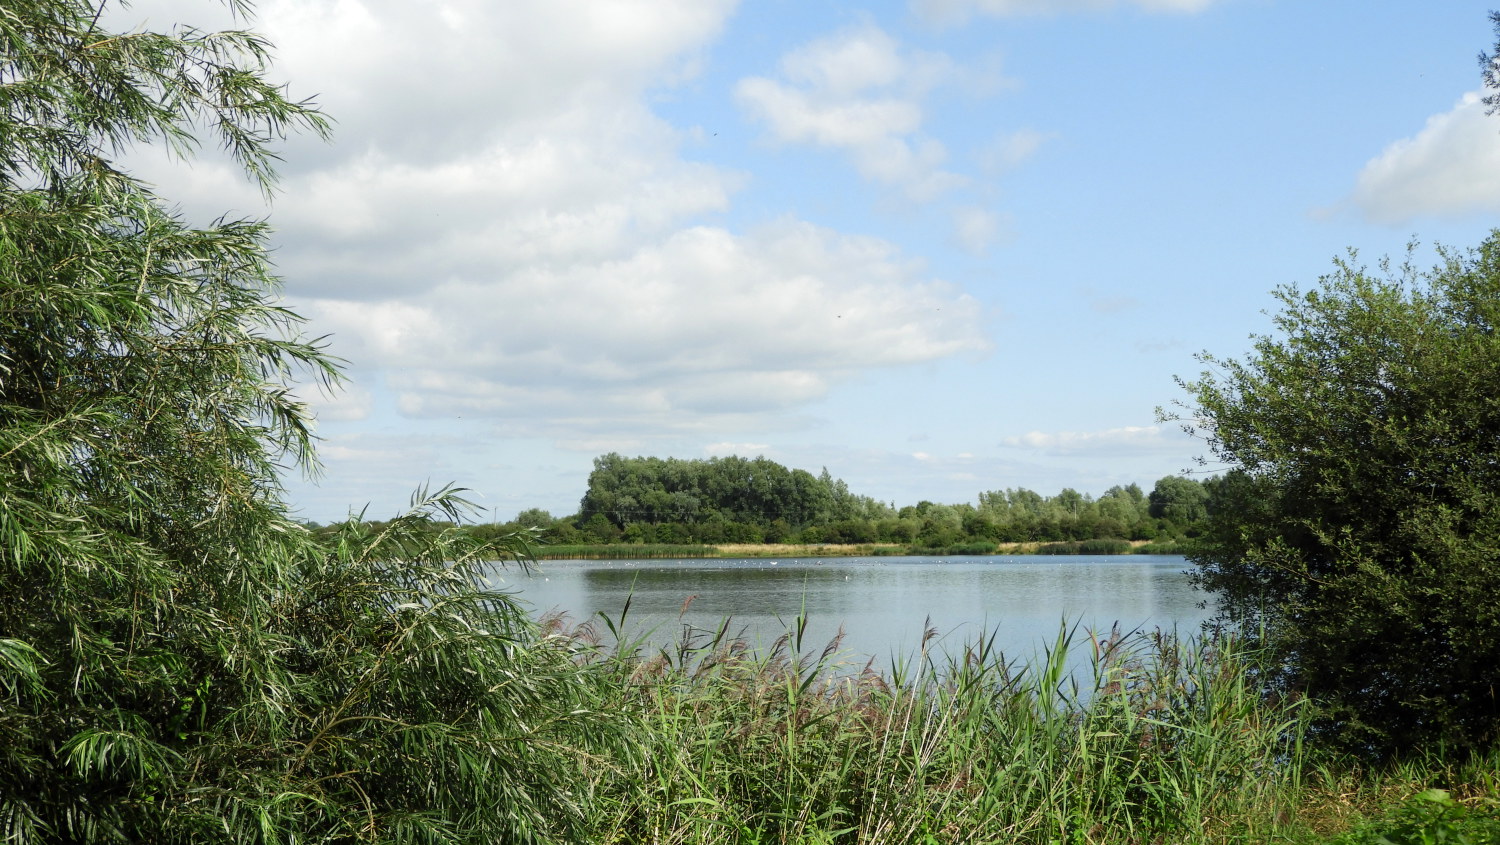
[
  {"x1": 556, "y1": 615, "x2": 1314, "y2": 844},
  {"x1": 1035, "y1": 539, "x2": 1135, "y2": 555},
  {"x1": 538, "y1": 543, "x2": 715, "y2": 559}
]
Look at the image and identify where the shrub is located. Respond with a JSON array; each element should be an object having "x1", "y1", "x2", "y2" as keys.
[{"x1": 1172, "y1": 238, "x2": 1500, "y2": 756}]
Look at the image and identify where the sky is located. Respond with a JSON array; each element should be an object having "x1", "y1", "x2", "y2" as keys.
[{"x1": 125, "y1": 0, "x2": 1500, "y2": 524}]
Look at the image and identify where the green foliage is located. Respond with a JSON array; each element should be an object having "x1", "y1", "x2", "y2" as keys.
[
  {"x1": 1148, "y1": 475, "x2": 1210, "y2": 525},
  {"x1": 1036, "y1": 538, "x2": 1134, "y2": 556},
  {"x1": 1174, "y1": 237, "x2": 1500, "y2": 757},
  {"x1": 513, "y1": 507, "x2": 556, "y2": 528},
  {"x1": 1330, "y1": 790, "x2": 1500, "y2": 845},
  {"x1": 568, "y1": 454, "x2": 1203, "y2": 551},
  {"x1": 578, "y1": 453, "x2": 892, "y2": 532},
  {"x1": 0, "y1": 2, "x2": 620, "y2": 840},
  {"x1": 538, "y1": 543, "x2": 714, "y2": 560},
  {"x1": 580, "y1": 623, "x2": 1312, "y2": 844}
]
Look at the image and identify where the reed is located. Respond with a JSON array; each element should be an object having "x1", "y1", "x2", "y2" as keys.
[
  {"x1": 561, "y1": 615, "x2": 1319, "y2": 844},
  {"x1": 538, "y1": 543, "x2": 715, "y2": 559}
]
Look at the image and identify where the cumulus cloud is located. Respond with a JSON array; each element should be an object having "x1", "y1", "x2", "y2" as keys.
[
  {"x1": 913, "y1": 0, "x2": 1217, "y2": 24},
  {"x1": 296, "y1": 381, "x2": 374, "y2": 424},
  {"x1": 118, "y1": 0, "x2": 998, "y2": 456},
  {"x1": 1000, "y1": 425, "x2": 1187, "y2": 456},
  {"x1": 301, "y1": 218, "x2": 987, "y2": 441},
  {"x1": 1349, "y1": 91, "x2": 1500, "y2": 224},
  {"x1": 705, "y1": 442, "x2": 773, "y2": 456},
  {"x1": 950, "y1": 205, "x2": 1008, "y2": 254},
  {"x1": 736, "y1": 24, "x2": 967, "y2": 201},
  {"x1": 978, "y1": 128, "x2": 1051, "y2": 176}
]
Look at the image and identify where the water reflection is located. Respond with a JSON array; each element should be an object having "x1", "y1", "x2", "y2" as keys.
[{"x1": 488, "y1": 556, "x2": 1212, "y2": 666}]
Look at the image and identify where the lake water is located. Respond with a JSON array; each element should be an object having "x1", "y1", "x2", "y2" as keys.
[{"x1": 487, "y1": 555, "x2": 1214, "y2": 669}]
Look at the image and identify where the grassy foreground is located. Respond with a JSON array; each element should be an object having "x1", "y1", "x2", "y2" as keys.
[{"x1": 526, "y1": 615, "x2": 1500, "y2": 844}]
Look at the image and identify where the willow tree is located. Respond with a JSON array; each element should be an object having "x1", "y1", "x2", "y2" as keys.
[{"x1": 0, "y1": 2, "x2": 615, "y2": 841}]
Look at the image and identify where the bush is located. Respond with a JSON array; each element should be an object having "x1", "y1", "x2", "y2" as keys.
[
  {"x1": 1173, "y1": 237, "x2": 1500, "y2": 757},
  {"x1": 1330, "y1": 790, "x2": 1500, "y2": 845}
]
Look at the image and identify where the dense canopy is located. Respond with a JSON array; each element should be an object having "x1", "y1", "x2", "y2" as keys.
[{"x1": 1177, "y1": 238, "x2": 1500, "y2": 756}]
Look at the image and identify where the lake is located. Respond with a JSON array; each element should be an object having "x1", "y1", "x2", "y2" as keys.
[{"x1": 487, "y1": 555, "x2": 1214, "y2": 669}]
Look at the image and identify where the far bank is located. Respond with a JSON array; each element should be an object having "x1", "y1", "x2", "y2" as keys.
[{"x1": 531, "y1": 538, "x2": 1189, "y2": 560}]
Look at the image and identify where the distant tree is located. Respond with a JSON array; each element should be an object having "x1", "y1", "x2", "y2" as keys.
[
  {"x1": 1171, "y1": 236, "x2": 1500, "y2": 756},
  {"x1": 1097, "y1": 485, "x2": 1147, "y2": 531},
  {"x1": 962, "y1": 510, "x2": 1001, "y2": 541},
  {"x1": 826, "y1": 518, "x2": 877, "y2": 544},
  {"x1": 879, "y1": 517, "x2": 919, "y2": 543},
  {"x1": 577, "y1": 453, "x2": 874, "y2": 533},
  {"x1": 515, "y1": 507, "x2": 557, "y2": 528},
  {"x1": 1147, "y1": 476, "x2": 1209, "y2": 525},
  {"x1": 1053, "y1": 488, "x2": 1086, "y2": 516},
  {"x1": 764, "y1": 518, "x2": 793, "y2": 544},
  {"x1": 657, "y1": 522, "x2": 693, "y2": 544},
  {"x1": 581, "y1": 512, "x2": 622, "y2": 542}
]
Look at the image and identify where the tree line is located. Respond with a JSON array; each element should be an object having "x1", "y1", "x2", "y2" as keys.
[{"x1": 463, "y1": 452, "x2": 1218, "y2": 550}]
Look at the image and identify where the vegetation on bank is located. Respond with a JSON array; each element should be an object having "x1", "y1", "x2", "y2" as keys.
[
  {"x1": 307, "y1": 462, "x2": 1213, "y2": 559},
  {"x1": 322, "y1": 459, "x2": 1219, "y2": 556},
  {"x1": 560, "y1": 618, "x2": 1500, "y2": 844},
  {"x1": 5, "y1": 0, "x2": 1499, "y2": 842},
  {"x1": 519, "y1": 537, "x2": 1193, "y2": 560}
]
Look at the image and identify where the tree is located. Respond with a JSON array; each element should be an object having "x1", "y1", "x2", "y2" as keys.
[
  {"x1": 1171, "y1": 237, "x2": 1500, "y2": 757},
  {"x1": 1146, "y1": 475, "x2": 1208, "y2": 525},
  {"x1": 1480, "y1": 11, "x2": 1500, "y2": 117},
  {"x1": 0, "y1": 1, "x2": 613, "y2": 840},
  {"x1": 514, "y1": 507, "x2": 557, "y2": 528}
]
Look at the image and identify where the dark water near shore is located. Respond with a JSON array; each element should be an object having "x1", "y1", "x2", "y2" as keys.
[{"x1": 487, "y1": 555, "x2": 1213, "y2": 667}]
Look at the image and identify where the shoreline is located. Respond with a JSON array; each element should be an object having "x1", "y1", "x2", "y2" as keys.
[{"x1": 532, "y1": 539, "x2": 1184, "y2": 560}]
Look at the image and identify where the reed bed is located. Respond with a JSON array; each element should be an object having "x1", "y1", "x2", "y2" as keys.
[
  {"x1": 545, "y1": 610, "x2": 1323, "y2": 844},
  {"x1": 538, "y1": 543, "x2": 716, "y2": 559}
]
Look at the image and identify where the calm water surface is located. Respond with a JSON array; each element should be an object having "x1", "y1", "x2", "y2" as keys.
[{"x1": 488, "y1": 555, "x2": 1213, "y2": 666}]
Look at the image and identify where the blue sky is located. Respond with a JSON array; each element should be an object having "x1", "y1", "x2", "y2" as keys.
[{"x1": 136, "y1": 0, "x2": 1500, "y2": 523}]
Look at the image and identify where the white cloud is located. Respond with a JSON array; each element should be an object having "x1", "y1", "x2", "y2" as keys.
[
  {"x1": 704, "y1": 442, "x2": 772, "y2": 456},
  {"x1": 1350, "y1": 91, "x2": 1500, "y2": 224},
  {"x1": 913, "y1": 0, "x2": 1217, "y2": 24},
  {"x1": 114, "y1": 0, "x2": 1012, "y2": 513},
  {"x1": 301, "y1": 219, "x2": 988, "y2": 442},
  {"x1": 321, "y1": 443, "x2": 413, "y2": 464},
  {"x1": 950, "y1": 205, "x2": 1008, "y2": 254},
  {"x1": 736, "y1": 78, "x2": 923, "y2": 147},
  {"x1": 736, "y1": 24, "x2": 967, "y2": 201},
  {"x1": 978, "y1": 128, "x2": 1051, "y2": 175},
  {"x1": 296, "y1": 381, "x2": 374, "y2": 424},
  {"x1": 121, "y1": 0, "x2": 995, "y2": 450},
  {"x1": 1001, "y1": 425, "x2": 1187, "y2": 456}
]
